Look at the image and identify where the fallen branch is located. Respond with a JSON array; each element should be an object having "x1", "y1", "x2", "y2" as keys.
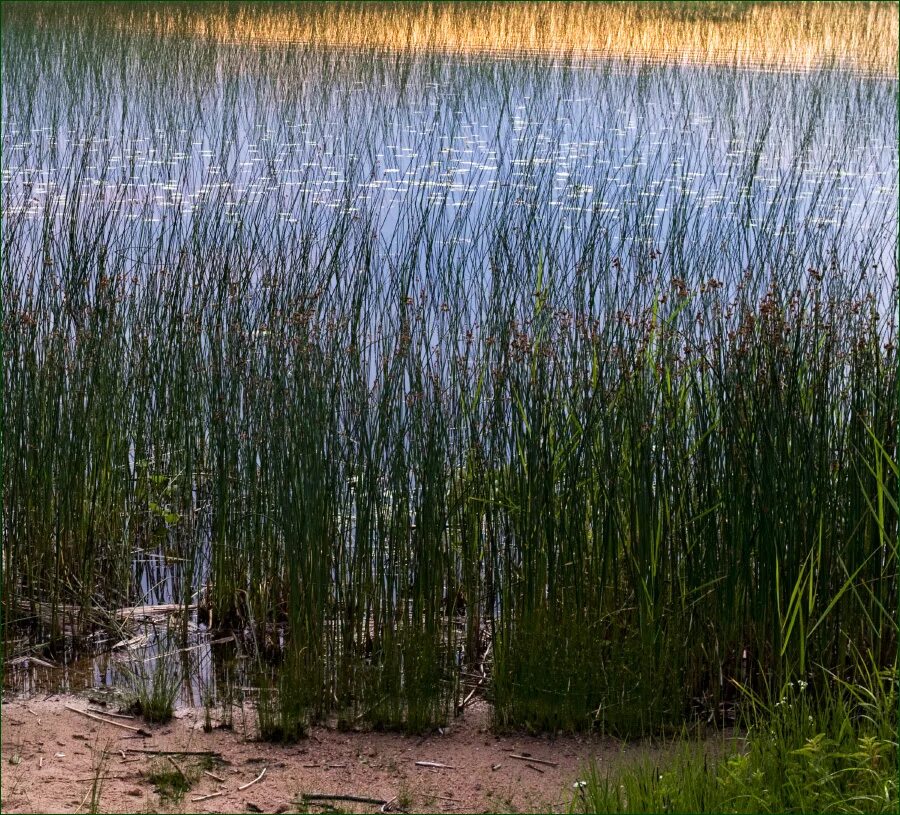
[
  {"x1": 204, "y1": 769, "x2": 225, "y2": 783},
  {"x1": 64, "y1": 705, "x2": 150, "y2": 736},
  {"x1": 6, "y1": 655, "x2": 56, "y2": 670},
  {"x1": 73, "y1": 774, "x2": 128, "y2": 782},
  {"x1": 508, "y1": 753, "x2": 558, "y2": 767},
  {"x1": 415, "y1": 760, "x2": 454, "y2": 769},
  {"x1": 456, "y1": 676, "x2": 484, "y2": 711},
  {"x1": 87, "y1": 708, "x2": 135, "y2": 719},
  {"x1": 301, "y1": 793, "x2": 387, "y2": 806},
  {"x1": 122, "y1": 748, "x2": 221, "y2": 756},
  {"x1": 114, "y1": 603, "x2": 198, "y2": 622},
  {"x1": 166, "y1": 756, "x2": 187, "y2": 782},
  {"x1": 238, "y1": 767, "x2": 266, "y2": 791},
  {"x1": 192, "y1": 790, "x2": 227, "y2": 803}
]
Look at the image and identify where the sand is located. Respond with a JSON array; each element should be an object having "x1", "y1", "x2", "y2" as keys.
[{"x1": 0, "y1": 695, "x2": 700, "y2": 814}]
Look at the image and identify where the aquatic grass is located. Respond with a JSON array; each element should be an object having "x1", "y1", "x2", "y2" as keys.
[
  {"x1": 121, "y1": 639, "x2": 183, "y2": 724},
  {"x1": 1, "y1": 1, "x2": 897, "y2": 737}
]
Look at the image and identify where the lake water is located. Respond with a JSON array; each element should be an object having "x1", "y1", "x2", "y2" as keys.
[{"x1": 3, "y1": 4, "x2": 897, "y2": 312}]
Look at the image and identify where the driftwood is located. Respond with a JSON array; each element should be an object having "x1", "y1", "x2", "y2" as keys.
[
  {"x1": 508, "y1": 753, "x2": 558, "y2": 767},
  {"x1": 87, "y1": 708, "x2": 134, "y2": 720},
  {"x1": 114, "y1": 603, "x2": 199, "y2": 621},
  {"x1": 74, "y1": 774, "x2": 128, "y2": 782},
  {"x1": 14, "y1": 600, "x2": 197, "y2": 628},
  {"x1": 300, "y1": 793, "x2": 388, "y2": 805},
  {"x1": 192, "y1": 790, "x2": 227, "y2": 802},
  {"x1": 166, "y1": 756, "x2": 187, "y2": 781},
  {"x1": 6, "y1": 655, "x2": 57, "y2": 670},
  {"x1": 238, "y1": 767, "x2": 267, "y2": 791},
  {"x1": 123, "y1": 748, "x2": 221, "y2": 756},
  {"x1": 64, "y1": 705, "x2": 151, "y2": 736}
]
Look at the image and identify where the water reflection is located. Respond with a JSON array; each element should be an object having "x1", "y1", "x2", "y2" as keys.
[{"x1": 3, "y1": 619, "x2": 247, "y2": 710}]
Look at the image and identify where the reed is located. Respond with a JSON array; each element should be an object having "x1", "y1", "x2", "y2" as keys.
[{"x1": 571, "y1": 652, "x2": 899, "y2": 813}]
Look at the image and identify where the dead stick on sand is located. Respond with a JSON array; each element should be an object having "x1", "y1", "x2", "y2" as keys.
[
  {"x1": 204, "y1": 769, "x2": 225, "y2": 783},
  {"x1": 87, "y1": 708, "x2": 135, "y2": 719},
  {"x1": 192, "y1": 790, "x2": 227, "y2": 802},
  {"x1": 74, "y1": 774, "x2": 128, "y2": 782},
  {"x1": 415, "y1": 761, "x2": 455, "y2": 769},
  {"x1": 64, "y1": 705, "x2": 150, "y2": 736},
  {"x1": 123, "y1": 748, "x2": 221, "y2": 756},
  {"x1": 238, "y1": 767, "x2": 266, "y2": 791},
  {"x1": 301, "y1": 794, "x2": 388, "y2": 805},
  {"x1": 508, "y1": 754, "x2": 558, "y2": 767},
  {"x1": 166, "y1": 756, "x2": 187, "y2": 781}
]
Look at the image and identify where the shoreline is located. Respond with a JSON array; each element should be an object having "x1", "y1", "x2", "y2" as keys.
[{"x1": 0, "y1": 695, "x2": 733, "y2": 814}]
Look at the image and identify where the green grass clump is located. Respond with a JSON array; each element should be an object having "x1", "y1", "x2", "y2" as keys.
[
  {"x1": 256, "y1": 655, "x2": 310, "y2": 743},
  {"x1": 145, "y1": 758, "x2": 199, "y2": 803},
  {"x1": 572, "y1": 656, "x2": 899, "y2": 813},
  {"x1": 121, "y1": 649, "x2": 182, "y2": 724}
]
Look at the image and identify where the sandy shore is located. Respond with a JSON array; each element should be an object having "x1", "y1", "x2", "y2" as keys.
[{"x1": 0, "y1": 695, "x2": 704, "y2": 814}]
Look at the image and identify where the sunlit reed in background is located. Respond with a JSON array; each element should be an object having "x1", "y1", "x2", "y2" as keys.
[{"x1": 110, "y1": 2, "x2": 898, "y2": 76}]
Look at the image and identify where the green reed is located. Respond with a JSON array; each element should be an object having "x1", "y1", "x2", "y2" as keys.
[
  {"x1": 2, "y1": 2, "x2": 897, "y2": 736},
  {"x1": 571, "y1": 651, "x2": 898, "y2": 813}
]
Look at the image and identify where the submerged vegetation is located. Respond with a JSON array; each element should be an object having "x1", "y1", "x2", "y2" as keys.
[{"x1": 2, "y1": 1, "x2": 898, "y2": 740}]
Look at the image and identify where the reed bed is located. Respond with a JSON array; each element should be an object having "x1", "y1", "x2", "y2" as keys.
[
  {"x1": 2, "y1": 2, "x2": 897, "y2": 736},
  {"x1": 64, "y1": 1, "x2": 900, "y2": 76}
]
